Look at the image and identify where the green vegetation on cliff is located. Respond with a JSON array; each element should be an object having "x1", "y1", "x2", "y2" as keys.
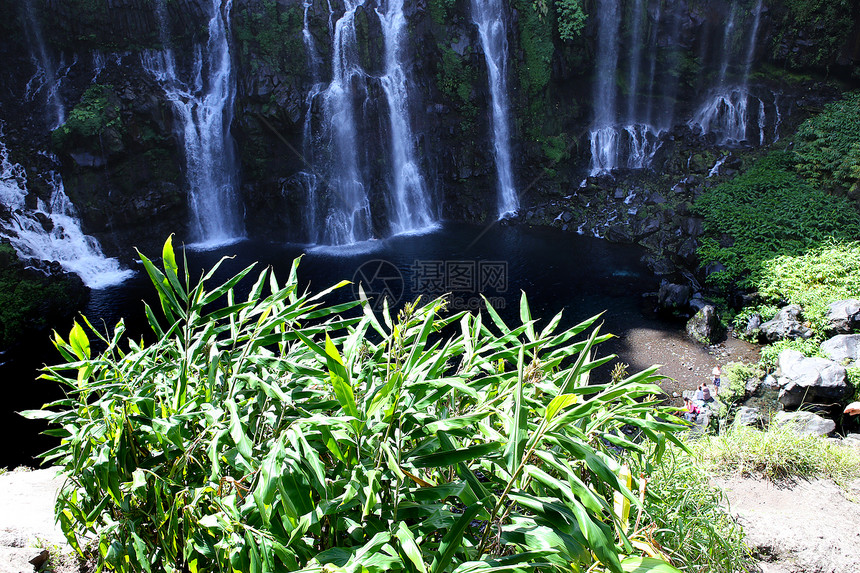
[
  {"x1": 0, "y1": 243, "x2": 86, "y2": 348},
  {"x1": 695, "y1": 151, "x2": 860, "y2": 293},
  {"x1": 234, "y1": 0, "x2": 305, "y2": 77},
  {"x1": 51, "y1": 84, "x2": 124, "y2": 154},
  {"x1": 770, "y1": 0, "x2": 856, "y2": 71},
  {"x1": 793, "y1": 92, "x2": 860, "y2": 196}
]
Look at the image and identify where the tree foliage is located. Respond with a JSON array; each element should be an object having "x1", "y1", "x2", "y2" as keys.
[{"x1": 28, "y1": 237, "x2": 688, "y2": 573}]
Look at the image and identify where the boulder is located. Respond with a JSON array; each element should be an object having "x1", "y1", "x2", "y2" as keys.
[
  {"x1": 743, "y1": 314, "x2": 762, "y2": 339},
  {"x1": 759, "y1": 304, "x2": 813, "y2": 342},
  {"x1": 689, "y1": 293, "x2": 711, "y2": 313},
  {"x1": 820, "y1": 334, "x2": 860, "y2": 366},
  {"x1": 773, "y1": 411, "x2": 836, "y2": 436},
  {"x1": 776, "y1": 350, "x2": 850, "y2": 408},
  {"x1": 658, "y1": 282, "x2": 692, "y2": 310},
  {"x1": 825, "y1": 299, "x2": 860, "y2": 334},
  {"x1": 685, "y1": 305, "x2": 725, "y2": 345},
  {"x1": 733, "y1": 406, "x2": 762, "y2": 427}
]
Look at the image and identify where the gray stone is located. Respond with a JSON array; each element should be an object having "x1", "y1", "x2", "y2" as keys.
[
  {"x1": 605, "y1": 224, "x2": 633, "y2": 243},
  {"x1": 734, "y1": 406, "x2": 761, "y2": 427},
  {"x1": 776, "y1": 350, "x2": 850, "y2": 408},
  {"x1": 686, "y1": 305, "x2": 725, "y2": 345},
  {"x1": 825, "y1": 299, "x2": 860, "y2": 334},
  {"x1": 689, "y1": 293, "x2": 711, "y2": 313},
  {"x1": 658, "y1": 282, "x2": 692, "y2": 310},
  {"x1": 760, "y1": 304, "x2": 814, "y2": 342},
  {"x1": 773, "y1": 411, "x2": 836, "y2": 436},
  {"x1": 743, "y1": 314, "x2": 762, "y2": 339},
  {"x1": 820, "y1": 334, "x2": 860, "y2": 366},
  {"x1": 843, "y1": 434, "x2": 860, "y2": 449}
]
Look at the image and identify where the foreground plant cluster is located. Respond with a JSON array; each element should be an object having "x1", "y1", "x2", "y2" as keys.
[{"x1": 28, "y1": 239, "x2": 754, "y2": 573}]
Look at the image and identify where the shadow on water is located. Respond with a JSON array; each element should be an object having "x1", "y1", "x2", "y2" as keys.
[{"x1": 1, "y1": 222, "x2": 676, "y2": 468}]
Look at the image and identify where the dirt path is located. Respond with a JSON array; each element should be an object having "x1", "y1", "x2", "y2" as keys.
[
  {"x1": 718, "y1": 476, "x2": 860, "y2": 572},
  {"x1": 620, "y1": 323, "x2": 760, "y2": 402}
]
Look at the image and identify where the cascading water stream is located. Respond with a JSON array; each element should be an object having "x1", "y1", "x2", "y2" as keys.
[
  {"x1": 299, "y1": 0, "x2": 324, "y2": 242},
  {"x1": 142, "y1": 0, "x2": 244, "y2": 246},
  {"x1": 21, "y1": 0, "x2": 65, "y2": 129},
  {"x1": 0, "y1": 136, "x2": 131, "y2": 288},
  {"x1": 626, "y1": 0, "x2": 645, "y2": 124},
  {"x1": 588, "y1": 0, "x2": 620, "y2": 174},
  {"x1": 377, "y1": 0, "x2": 436, "y2": 234},
  {"x1": 472, "y1": 0, "x2": 518, "y2": 217},
  {"x1": 690, "y1": 0, "x2": 766, "y2": 145},
  {"x1": 316, "y1": 0, "x2": 373, "y2": 245}
]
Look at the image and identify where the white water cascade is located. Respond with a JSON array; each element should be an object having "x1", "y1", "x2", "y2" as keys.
[
  {"x1": 0, "y1": 137, "x2": 131, "y2": 288},
  {"x1": 690, "y1": 0, "x2": 765, "y2": 145},
  {"x1": 589, "y1": 0, "x2": 664, "y2": 174},
  {"x1": 377, "y1": 0, "x2": 435, "y2": 234},
  {"x1": 316, "y1": 0, "x2": 373, "y2": 245},
  {"x1": 472, "y1": 0, "x2": 518, "y2": 217},
  {"x1": 142, "y1": 0, "x2": 245, "y2": 246}
]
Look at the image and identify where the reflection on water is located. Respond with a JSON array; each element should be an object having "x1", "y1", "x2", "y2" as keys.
[{"x1": 1, "y1": 222, "x2": 663, "y2": 467}]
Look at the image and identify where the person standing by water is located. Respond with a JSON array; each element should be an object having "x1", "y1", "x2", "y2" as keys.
[{"x1": 712, "y1": 366, "x2": 721, "y2": 395}]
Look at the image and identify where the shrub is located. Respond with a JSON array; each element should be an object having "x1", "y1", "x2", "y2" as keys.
[
  {"x1": 720, "y1": 362, "x2": 765, "y2": 405},
  {"x1": 51, "y1": 84, "x2": 124, "y2": 153},
  {"x1": 759, "y1": 337, "x2": 824, "y2": 372},
  {"x1": 28, "y1": 238, "x2": 687, "y2": 573},
  {"x1": 756, "y1": 241, "x2": 860, "y2": 333}
]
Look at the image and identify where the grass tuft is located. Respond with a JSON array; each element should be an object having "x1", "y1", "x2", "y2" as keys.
[
  {"x1": 691, "y1": 424, "x2": 860, "y2": 487},
  {"x1": 636, "y1": 445, "x2": 758, "y2": 572}
]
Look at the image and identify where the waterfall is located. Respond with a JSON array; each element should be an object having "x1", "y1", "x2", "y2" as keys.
[
  {"x1": 377, "y1": 0, "x2": 436, "y2": 233},
  {"x1": 773, "y1": 92, "x2": 782, "y2": 142},
  {"x1": 21, "y1": 0, "x2": 65, "y2": 129},
  {"x1": 589, "y1": 0, "x2": 620, "y2": 174},
  {"x1": 0, "y1": 137, "x2": 131, "y2": 288},
  {"x1": 472, "y1": 0, "x2": 518, "y2": 217},
  {"x1": 690, "y1": 0, "x2": 766, "y2": 146},
  {"x1": 299, "y1": 1, "x2": 324, "y2": 243},
  {"x1": 742, "y1": 0, "x2": 763, "y2": 81},
  {"x1": 316, "y1": 0, "x2": 373, "y2": 245},
  {"x1": 690, "y1": 90, "x2": 749, "y2": 144},
  {"x1": 716, "y1": 5, "x2": 737, "y2": 87},
  {"x1": 142, "y1": 0, "x2": 245, "y2": 246},
  {"x1": 626, "y1": 0, "x2": 645, "y2": 124},
  {"x1": 644, "y1": 1, "x2": 662, "y2": 127}
]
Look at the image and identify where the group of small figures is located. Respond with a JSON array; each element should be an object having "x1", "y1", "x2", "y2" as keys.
[{"x1": 682, "y1": 366, "x2": 721, "y2": 423}]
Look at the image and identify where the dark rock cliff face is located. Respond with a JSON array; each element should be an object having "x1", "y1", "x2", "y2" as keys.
[{"x1": 0, "y1": 0, "x2": 857, "y2": 261}]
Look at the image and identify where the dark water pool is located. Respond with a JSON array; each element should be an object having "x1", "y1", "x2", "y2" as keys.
[{"x1": 1, "y1": 222, "x2": 671, "y2": 467}]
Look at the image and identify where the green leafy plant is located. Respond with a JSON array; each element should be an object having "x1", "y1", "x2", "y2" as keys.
[
  {"x1": 695, "y1": 151, "x2": 860, "y2": 292},
  {"x1": 27, "y1": 237, "x2": 688, "y2": 573},
  {"x1": 720, "y1": 362, "x2": 765, "y2": 406}
]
